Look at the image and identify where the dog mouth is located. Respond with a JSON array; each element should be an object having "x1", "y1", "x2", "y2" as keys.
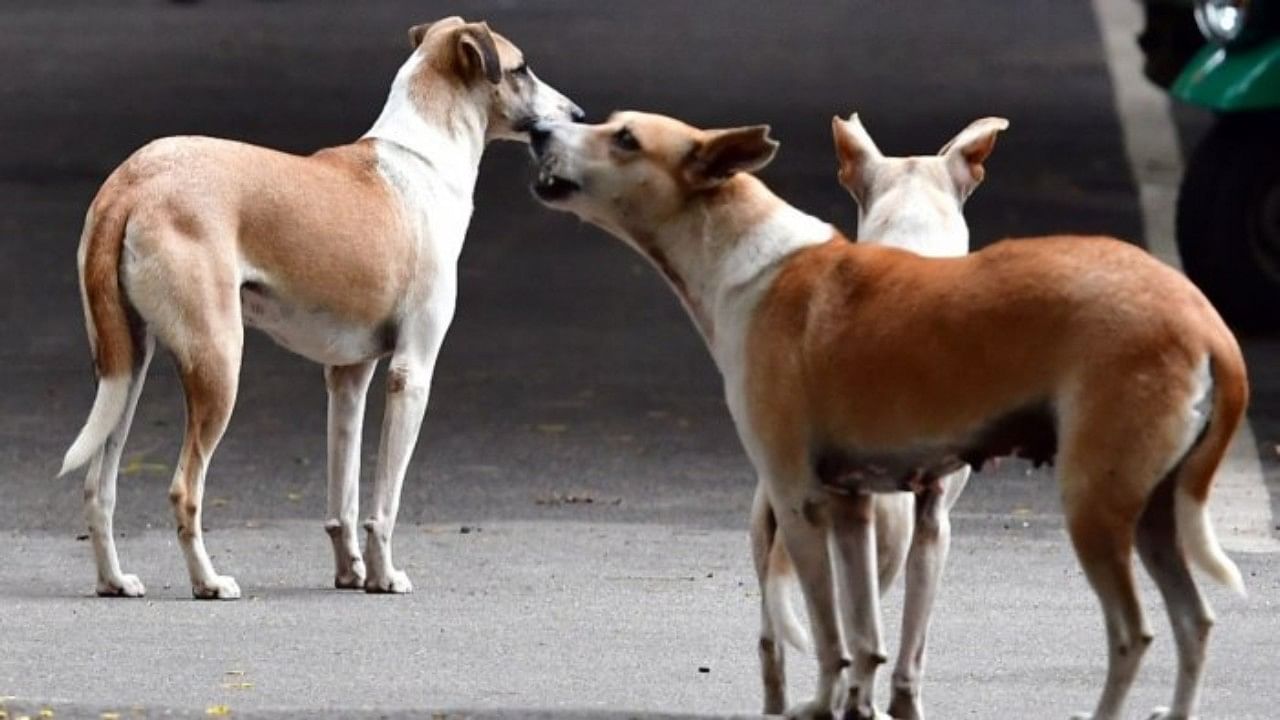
[{"x1": 532, "y1": 164, "x2": 581, "y2": 202}]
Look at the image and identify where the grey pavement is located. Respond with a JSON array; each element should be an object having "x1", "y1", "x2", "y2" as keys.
[{"x1": 1, "y1": 1, "x2": 1279, "y2": 719}]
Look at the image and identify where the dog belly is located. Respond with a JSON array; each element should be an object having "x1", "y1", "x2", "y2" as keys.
[{"x1": 240, "y1": 282, "x2": 390, "y2": 366}]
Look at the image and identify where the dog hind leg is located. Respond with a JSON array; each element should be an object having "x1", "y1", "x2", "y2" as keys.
[
  {"x1": 829, "y1": 491, "x2": 887, "y2": 720},
  {"x1": 752, "y1": 482, "x2": 789, "y2": 715},
  {"x1": 83, "y1": 333, "x2": 155, "y2": 597},
  {"x1": 1137, "y1": 478, "x2": 1213, "y2": 720}
]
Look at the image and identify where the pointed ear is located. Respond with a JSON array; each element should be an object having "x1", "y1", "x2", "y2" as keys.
[
  {"x1": 831, "y1": 113, "x2": 882, "y2": 204},
  {"x1": 456, "y1": 22, "x2": 502, "y2": 85},
  {"x1": 684, "y1": 125, "x2": 779, "y2": 190},
  {"x1": 939, "y1": 116, "x2": 1008, "y2": 198},
  {"x1": 408, "y1": 16, "x2": 463, "y2": 48}
]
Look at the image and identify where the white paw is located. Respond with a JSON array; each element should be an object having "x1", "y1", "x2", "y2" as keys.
[
  {"x1": 1147, "y1": 708, "x2": 1193, "y2": 720},
  {"x1": 192, "y1": 575, "x2": 241, "y2": 600},
  {"x1": 365, "y1": 568, "x2": 413, "y2": 594},
  {"x1": 335, "y1": 559, "x2": 367, "y2": 589},
  {"x1": 786, "y1": 699, "x2": 835, "y2": 720},
  {"x1": 97, "y1": 573, "x2": 146, "y2": 598}
]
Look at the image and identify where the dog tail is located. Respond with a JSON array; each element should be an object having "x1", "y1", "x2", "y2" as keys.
[
  {"x1": 752, "y1": 487, "x2": 811, "y2": 652},
  {"x1": 60, "y1": 199, "x2": 138, "y2": 477},
  {"x1": 1173, "y1": 347, "x2": 1248, "y2": 597},
  {"x1": 765, "y1": 534, "x2": 812, "y2": 651}
]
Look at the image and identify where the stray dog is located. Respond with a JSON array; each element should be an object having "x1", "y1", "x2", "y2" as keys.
[
  {"x1": 529, "y1": 111, "x2": 1246, "y2": 720},
  {"x1": 752, "y1": 113, "x2": 1008, "y2": 720},
  {"x1": 59, "y1": 17, "x2": 581, "y2": 600}
]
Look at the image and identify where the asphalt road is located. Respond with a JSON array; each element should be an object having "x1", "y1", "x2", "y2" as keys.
[{"x1": 1, "y1": 1, "x2": 1278, "y2": 718}]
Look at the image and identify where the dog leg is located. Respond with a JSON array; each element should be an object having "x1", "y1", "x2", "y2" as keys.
[
  {"x1": 887, "y1": 465, "x2": 970, "y2": 720},
  {"x1": 84, "y1": 333, "x2": 155, "y2": 597},
  {"x1": 830, "y1": 491, "x2": 887, "y2": 720},
  {"x1": 363, "y1": 302, "x2": 452, "y2": 594},
  {"x1": 170, "y1": 325, "x2": 244, "y2": 600},
  {"x1": 771, "y1": 481, "x2": 845, "y2": 720},
  {"x1": 324, "y1": 360, "x2": 377, "y2": 589},
  {"x1": 1136, "y1": 479, "x2": 1213, "y2": 720},
  {"x1": 751, "y1": 482, "x2": 788, "y2": 715},
  {"x1": 1064, "y1": 487, "x2": 1151, "y2": 720}
]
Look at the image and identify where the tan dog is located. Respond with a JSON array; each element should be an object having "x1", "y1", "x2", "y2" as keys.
[
  {"x1": 752, "y1": 113, "x2": 1008, "y2": 720},
  {"x1": 529, "y1": 111, "x2": 1246, "y2": 720},
  {"x1": 59, "y1": 17, "x2": 581, "y2": 600}
]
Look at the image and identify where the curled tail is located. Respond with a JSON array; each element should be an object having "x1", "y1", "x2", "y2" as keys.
[
  {"x1": 1174, "y1": 346, "x2": 1249, "y2": 597},
  {"x1": 59, "y1": 202, "x2": 137, "y2": 477}
]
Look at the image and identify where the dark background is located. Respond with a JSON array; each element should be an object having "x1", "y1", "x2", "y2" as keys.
[{"x1": 0, "y1": 0, "x2": 1226, "y2": 536}]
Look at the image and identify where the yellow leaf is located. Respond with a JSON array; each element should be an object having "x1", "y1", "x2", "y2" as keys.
[
  {"x1": 100, "y1": 714, "x2": 120, "y2": 720},
  {"x1": 223, "y1": 670, "x2": 245, "y2": 676},
  {"x1": 206, "y1": 706, "x2": 231, "y2": 717},
  {"x1": 221, "y1": 682, "x2": 253, "y2": 690},
  {"x1": 286, "y1": 492, "x2": 302, "y2": 502},
  {"x1": 39, "y1": 711, "x2": 53, "y2": 719},
  {"x1": 535, "y1": 423, "x2": 568, "y2": 434}
]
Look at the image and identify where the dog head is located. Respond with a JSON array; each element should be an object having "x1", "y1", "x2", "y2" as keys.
[
  {"x1": 832, "y1": 114, "x2": 1007, "y2": 254},
  {"x1": 408, "y1": 17, "x2": 583, "y2": 141},
  {"x1": 529, "y1": 111, "x2": 778, "y2": 238}
]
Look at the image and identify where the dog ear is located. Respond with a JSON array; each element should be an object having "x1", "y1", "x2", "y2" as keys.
[
  {"x1": 939, "y1": 116, "x2": 1008, "y2": 199},
  {"x1": 456, "y1": 22, "x2": 502, "y2": 85},
  {"x1": 408, "y1": 16, "x2": 464, "y2": 48},
  {"x1": 685, "y1": 125, "x2": 779, "y2": 190},
  {"x1": 831, "y1": 113, "x2": 882, "y2": 205}
]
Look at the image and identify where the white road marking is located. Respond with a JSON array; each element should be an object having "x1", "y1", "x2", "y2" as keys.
[{"x1": 1093, "y1": 0, "x2": 1277, "y2": 552}]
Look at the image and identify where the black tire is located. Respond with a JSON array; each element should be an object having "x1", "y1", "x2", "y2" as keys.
[{"x1": 1177, "y1": 113, "x2": 1280, "y2": 333}]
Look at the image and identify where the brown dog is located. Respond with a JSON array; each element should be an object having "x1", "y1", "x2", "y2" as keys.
[
  {"x1": 529, "y1": 110, "x2": 1246, "y2": 720},
  {"x1": 60, "y1": 17, "x2": 581, "y2": 600}
]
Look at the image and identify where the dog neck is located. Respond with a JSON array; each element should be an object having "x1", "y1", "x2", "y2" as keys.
[
  {"x1": 363, "y1": 51, "x2": 487, "y2": 199},
  {"x1": 623, "y1": 174, "x2": 833, "y2": 361}
]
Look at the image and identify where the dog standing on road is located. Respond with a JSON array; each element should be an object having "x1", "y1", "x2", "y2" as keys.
[
  {"x1": 59, "y1": 17, "x2": 581, "y2": 600},
  {"x1": 529, "y1": 111, "x2": 1245, "y2": 720},
  {"x1": 753, "y1": 114, "x2": 1008, "y2": 719}
]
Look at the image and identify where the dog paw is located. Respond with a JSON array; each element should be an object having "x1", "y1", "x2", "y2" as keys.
[
  {"x1": 841, "y1": 709, "x2": 893, "y2": 720},
  {"x1": 1146, "y1": 708, "x2": 1193, "y2": 720},
  {"x1": 785, "y1": 699, "x2": 835, "y2": 720},
  {"x1": 96, "y1": 573, "x2": 146, "y2": 598},
  {"x1": 886, "y1": 689, "x2": 923, "y2": 720},
  {"x1": 334, "y1": 559, "x2": 367, "y2": 590},
  {"x1": 192, "y1": 575, "x2": 241, "y2": 600},
  {"x1": 365, "y1": 568, "x2": 413, "y2": 594}
]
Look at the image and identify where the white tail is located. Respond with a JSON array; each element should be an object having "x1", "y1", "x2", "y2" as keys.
[
  {"x1": 59, "y1": 375, "x2": 130, "y2": 476},
  {"x1": 1176, "y1": 485, "x2": 1246, "y2": 597},
  {"x1": 765, "y1": 539, "x2": 812, "y2": 652}
]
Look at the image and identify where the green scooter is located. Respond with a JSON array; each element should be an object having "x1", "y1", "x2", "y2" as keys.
[{"x1": 1170, "y1": 0, "x2": 1280, "y2": 331}]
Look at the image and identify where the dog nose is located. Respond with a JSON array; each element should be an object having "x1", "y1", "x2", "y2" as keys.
[
  {"x1": 530, "y1": 123, "x2": 552, "y2": 154},
  {"x1": 569, "y1": 103, "x2": 586, "y2": 123}
]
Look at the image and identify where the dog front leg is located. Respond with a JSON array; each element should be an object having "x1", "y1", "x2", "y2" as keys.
[
  {"x1": 771, "y1": 479, "x2": 846, "y2": 720},
  {"x1": 830, "y1": 491, "x2": 887, "y2": 720},
  {"x1": 324, "y1": 360, "x2": 377, "y2": 589},
  {"x1": 888, "y1": 464, "x2": 970, "y2": 720}
]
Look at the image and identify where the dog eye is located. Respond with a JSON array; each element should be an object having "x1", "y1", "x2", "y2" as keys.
[
  {"x1": 613, "y1": 127, "x2": 641, "y2": 152},
  {"x1": 511, "y1": 63, "x2": 530, "y2": 77}
]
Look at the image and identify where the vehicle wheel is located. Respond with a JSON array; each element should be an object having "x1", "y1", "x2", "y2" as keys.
[{"x1": 1176, "y1": 113, "x2": 1280, "y2": 333}]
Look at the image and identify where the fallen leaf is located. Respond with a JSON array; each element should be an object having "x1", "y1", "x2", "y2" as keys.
[
  {"x1": 286, "y1": 492, "x2": 302, "y2": 502},
  {"x1": 224, "y1": 670, "x2": 245, "y2": 677},
  {"x1": 211, "y1": 498, "x2": 229, "y2": 508},
  {"x1": 38, "y1": 710, "x2": 53, "y2": 719},
  {"x1": 120, "y1": 456, "x2": 169, "y2": 477},
  {"x1": 535, "y1": 423, "x2": 568, "y2": 434},
  {"x1": 220, "y1": 682, "x2": 253, "y2": 690},
  {"x1": 100, "y1": 713, "x2": 120, "y2": 720},
  {"x1": 206, "y1": 706, "x2": 231, "y2": 717}
]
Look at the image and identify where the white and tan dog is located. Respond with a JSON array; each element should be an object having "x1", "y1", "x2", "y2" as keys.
[
  {"x1": 752, "y1": 113, "x2": 1008, "y2": 720},
  {"x1": 58, "y1": 17, "x2": 581, "y2": 600},
  {"x1": 529, "y1": 111, "x2": 1246, "y2": 720}
]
